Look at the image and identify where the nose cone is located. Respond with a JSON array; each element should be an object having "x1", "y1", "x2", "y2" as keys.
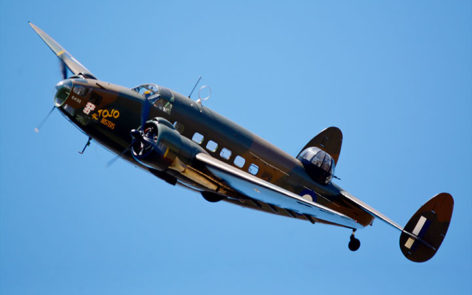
[{"x1": 54, "y1": 79, "x2": 73, "y2": 107}]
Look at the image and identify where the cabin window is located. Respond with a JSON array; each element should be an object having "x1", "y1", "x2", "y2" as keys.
[
  {"x1": 89, "y1": 92, "x2": 102, "y2": 105},
  {"x1": 173, "y1": 121, "x2": 184, "y2": 134},
  {"x1": 206, "y1": 140, "x2": 218, "y2": 152},
  {"x1": 192, "y1": 132, "x2": 204, "y2": 144},
  {"x1": 72, "y1": 85, "x2": 88, "y2": 96},
  {"x1": 220, "y1": 148, "x2": 232, "y2": 160},
  {"x1": 248, "y1": 164, "x2": 259, "y2": 175},
  {"x1": 234, "y1": 155, "x2": 246, "y2": 168},
  {"x1": 153, "y1": 98, "x2": 172, "y2": 115}
]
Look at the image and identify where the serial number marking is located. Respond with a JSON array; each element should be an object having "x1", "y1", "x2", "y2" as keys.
[
  {"x1": 100, "y1": 117, "x2": 115, "y2": 130},
  {"x1": 70, "y1": 95, "x2": 82, "y2": 104}
]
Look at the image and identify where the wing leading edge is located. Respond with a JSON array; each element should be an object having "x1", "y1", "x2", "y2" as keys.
[{"x1": 196, "y1": 153, "x2": 362, "y2": 229}]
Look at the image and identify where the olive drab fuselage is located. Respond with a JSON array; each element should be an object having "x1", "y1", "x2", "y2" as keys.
[
  {"x1": 31, "y1": 21, "x2": 455, "y2": 262},
  {"x1": 55, "y1": 77, "x2": 373, "y2": 227}
]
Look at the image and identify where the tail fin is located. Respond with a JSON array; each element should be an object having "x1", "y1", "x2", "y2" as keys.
[
  {"x1": 297, "y1": 127, "x2": 342, "y2": 165},
  {"x1": 399, "y1": 193, "x2": 454, "y2": 262}
]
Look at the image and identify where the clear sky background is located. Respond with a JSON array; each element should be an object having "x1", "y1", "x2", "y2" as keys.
[{"x1": 1, "y1": 1, "x2": 471, "y2": 294}]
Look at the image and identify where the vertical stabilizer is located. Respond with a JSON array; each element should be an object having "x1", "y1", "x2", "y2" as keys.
[{"x1": 400, "y1": 193, "x2": 454, "y2": 262}]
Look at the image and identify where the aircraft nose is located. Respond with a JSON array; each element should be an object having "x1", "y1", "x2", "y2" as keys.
[{"x1": 54, "y1": 79, "x2": 73, "y2": 107}]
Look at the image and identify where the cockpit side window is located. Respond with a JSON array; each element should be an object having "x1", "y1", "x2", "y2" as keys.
[
  {"x1": 72, "y1": 85, "x2": 88, "y2": 96},
  {"x1": 89, "y1": 91, "x2": 103, "y2": 106},
  {"x1": 131, "y1": 83, "x2": 174, "y2": 115},
  {"x1": 153, "y1": 98, "x2": 172, "y2": 115}
]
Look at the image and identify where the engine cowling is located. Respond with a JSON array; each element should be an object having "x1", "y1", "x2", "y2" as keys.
[
  {"x1": 131, "y1": 117, "x2": 205, "y2": 171},
  {"x1": 297, "y1": 146, "x2": 335, "y2": 184}
]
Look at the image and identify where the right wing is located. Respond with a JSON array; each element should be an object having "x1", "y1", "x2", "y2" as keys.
[
  {"x1": 29, "y1": 22, "x2": 96, "y2": 79},
  {"x1": 196, "y1": 153, "x2": 362, "y2": 229}
]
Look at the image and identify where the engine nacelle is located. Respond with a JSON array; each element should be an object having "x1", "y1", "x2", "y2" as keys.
[
  {"x1": 297, "y1": 146, "x2": 335, "y2": 184},
  {"x1": 131, "y1": 117, "x2": 205, "y2": 171}
]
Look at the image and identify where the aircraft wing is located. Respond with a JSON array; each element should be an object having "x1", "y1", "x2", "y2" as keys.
[
  {"x1": 29, "y1": 22, "x2": 96, "y2": 79},
  {"x1": 196, "y1": 153, "x2": 362, "y2": 229}
]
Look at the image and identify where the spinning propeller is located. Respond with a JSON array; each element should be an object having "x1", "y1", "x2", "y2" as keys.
[
  {"x1": 34, "y1": 60, "x2": 69, "y2": 133},
  {"x1": 31, "y1": 21, "x2": 96, "y2": 133},
  {"x1": 107, "y1": 94, "x2": 154, "y2": 166}
]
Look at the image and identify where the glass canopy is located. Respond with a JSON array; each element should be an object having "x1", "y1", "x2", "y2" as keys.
[
  {"x1": 131, "y1": 83, "x2": 160, "y2": 99},
  {"x1": 297, "y1": 146, "x2": 335, "y2": 184}
]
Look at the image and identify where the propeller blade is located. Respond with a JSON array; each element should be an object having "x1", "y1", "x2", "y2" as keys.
[
  {"x1": 108, "y1": 95, "x2": 151, "y2": 167},
  {"x1": 60, "y1": 60, "x2": 67, "y2": 80},
  {"x1": 34, "y1": 106, "x2": 55, "y2": 133},
  {"x1": 29, "y1": 22, "x2": 96, "y2": 79},
  {"x1": 140, "y1": 97, "x2": 151, "y2": 129},
  {"x1": 107, "y1": 138, "x2": 138, "y2": 167},
  {"x1": 107, "y1": 145, "x2": 131, "y2": 167}
]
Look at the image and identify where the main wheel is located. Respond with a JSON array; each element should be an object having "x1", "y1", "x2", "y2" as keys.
[
  {"x1": 348, "y1": 236, "x2": 361, "y2": 251},
  {"x1": 201, "y1": 192, "x2": 224, "y2": 203}
]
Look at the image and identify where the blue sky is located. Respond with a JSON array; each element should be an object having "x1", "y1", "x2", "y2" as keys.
[{"x1": 1, "y1": 1, "x2": 471, "y2": 294}]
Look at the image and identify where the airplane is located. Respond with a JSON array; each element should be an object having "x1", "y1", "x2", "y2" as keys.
[{"x1": 30, "y1": 22, "x2": 454, "y2": 262}]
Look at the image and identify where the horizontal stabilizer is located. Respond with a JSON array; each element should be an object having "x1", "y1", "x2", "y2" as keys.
[{"x1": 399, "y1": 193, "x2": 454, "y2": 262}]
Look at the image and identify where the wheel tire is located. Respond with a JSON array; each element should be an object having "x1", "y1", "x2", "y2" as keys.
[
  {"x1": 348, "y1": 237, "x2": 361, "y2": 252},
  {"x1": 202, "y1": 192, "x2": 224, "y2": 203}
]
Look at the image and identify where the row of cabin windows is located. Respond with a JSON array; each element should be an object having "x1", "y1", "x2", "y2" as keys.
[{"x1": 191, "y1": 131, "x2": 260, "y2": 176}]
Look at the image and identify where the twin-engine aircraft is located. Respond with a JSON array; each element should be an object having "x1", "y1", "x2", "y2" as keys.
[{"x1": 30, "y1": 22, "x2": 454, "y2": 262}]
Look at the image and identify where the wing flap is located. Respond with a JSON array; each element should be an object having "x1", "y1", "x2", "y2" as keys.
[{"x1": 196, "y1": 153, "x2": 361, "y2": 229}]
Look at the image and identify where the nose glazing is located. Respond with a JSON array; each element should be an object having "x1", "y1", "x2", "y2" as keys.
[{"x1": 54, "y1": 79, "x2": 73, "y2": 107}]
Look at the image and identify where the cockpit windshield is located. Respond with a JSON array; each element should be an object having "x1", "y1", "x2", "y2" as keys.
[
  {"x1": 131, "y1": 83, "x2": 174, "y2": 115},
  {"x1": 131, "y1": 83, "x2": 160, "y2": 100}
]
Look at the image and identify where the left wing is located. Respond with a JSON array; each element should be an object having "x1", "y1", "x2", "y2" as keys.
[{"x1": 196, "y1": 153, "x2": 362, "y2": 229}]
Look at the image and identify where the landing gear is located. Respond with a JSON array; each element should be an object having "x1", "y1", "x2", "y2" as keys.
[
  {"x1": 348, "y1": 231, "x2": 361, "y2": 252},
  {"x1": 201, "y1": 191, "x2": 224, "y2": 203}
]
